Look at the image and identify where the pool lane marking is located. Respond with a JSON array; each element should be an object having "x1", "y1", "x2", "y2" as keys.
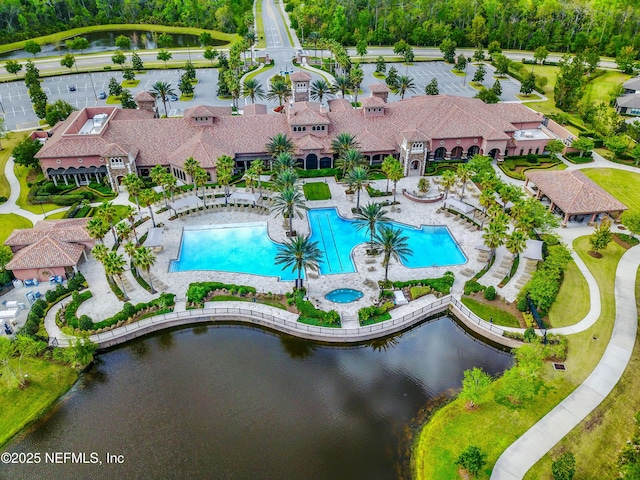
[{"x1": 323, "y1": 214, "x2": 345, "y2": 272}]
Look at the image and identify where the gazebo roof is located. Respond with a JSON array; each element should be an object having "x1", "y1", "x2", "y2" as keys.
[
  {"x1": 525, "y1": 170, "x2": 628, "y2": 215},
  {"x1": 523, "y1": 239, "x2": 544, "y2": 261}
]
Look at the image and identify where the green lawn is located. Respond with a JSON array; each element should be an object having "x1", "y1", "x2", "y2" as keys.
[
  {"x1": 0, "y1": 357, "x2": 78, "y2": 449},
  {"x1": 45, "y1": 209, "x2": 70, "y2": 220},
  {"x1": 121, "y1": 79, "x2": 140, "y2": 88},
  {"x1": 582, "y1": 70, "x2": 631, "y2": 105},
  {"x1": 14, "y1": 164, "x2": 59, "y2": 214},
  {"x1": 0, "y1": 213, "x2": 32, "y2": 243},
  {"x1": 208, "y1": 295, "x2": 288, "y2": 310},
  {"x1": 582, "y1": 168, "x2": 640, "y2": 215},
  {"x1": 255, "y1": 0, "x2": 266, "y2": 49},
  {"x1": 0, "y1": 132, "x2": 27, "y2": 200},
  {"x1": 303, "y1": 182, "x2": 331, "y2": 200},
  {"x1": 547, "y1": 259, "x2": 590, "y2": 328},
  {"x1": 525, "y1": 241, "x2": 633, "y2": 479},
  {"x1": 413, "y1": 237, "x2": 624, "y2": 480},
  {"x1": 461, "y1": 297, "x2": 520, "y2": 328}
]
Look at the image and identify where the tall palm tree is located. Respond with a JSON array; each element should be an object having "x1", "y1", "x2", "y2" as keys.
[
  {"x1": 387, "y1": 160, "x2": 404, "y2": 203},
  {"x1": 150, "y1": 80, "x2": 175, "y2": 116},
  {"x1": 441, "y1": 170, "x2": 456, "y2": 199},
  {"x1": 274, "y1": 168, "x2": 299, "y2": 191},
  {"x1": 193, "y1": 166, "x2": 209, "y2": 207},
  {"x1": 478, "y1": 189, "x2": 497, "y2": 228},
  {"x1": 483, "y1": 217, "x2": 508, "y2": 258},
  {"x1": 497, "y1": 183, "x2": 523, "y2": 211},
  {"x1": 275, "y1": 235, "x2": 323, "y2": 289},
  {"x1": 251, "y1": 159, "x2": 265, "y2": 192},
  {"x1": 506, "y1": 230, "x2": 527, "y2": 257},
  {"x1": 308, "y1": 31, "x2": 321, "y2": 63},
  {"x1": 266, "y1": 133, "x2": 296, "y2": 163},
  {"x1": 150, "y1": 164, "x2": 169, "y2": 208},
  {"x1": 381, "y1": 155, "x2": 399, "y2": 193},
  {"x1": 103, "y1": 251, "x2": 128, "y2": 300},
  {"x1": 91, "y1": 243, "x2": 108, "y2": 263},
  {"x1": 332, "y1": 75, "x2": 351, "y2": 97},
  {"x1": 395, "y1": 75, "x2": 416, "y2": 99},
  {"x1": 456, "y1": 163, "x2": 475, "y2": 199},
  {"x1": 244, "y1": 31, "x2": 257, "y2": 64},
  {"x1": 331, "y1": 132, "x2": 359, "y2": 159},
  {"x1": 87, "y1": 217, "x2": 108, "y2": 244},
  {"x1": 133, "y1": 246, "x2": 157, "y2": 293},
  {"x1": 272, "y1": 186, "x2": 308, "y2": 236},
  {"x1": 336, "y1": 148, "x2": 364, "y2": 177},
  {"x1": 374, "y1": 225, "x2": 412, "y2": 282},
  {"x1": 345, "y1": 166, "x2": 370, "y2": 211},
  {"x1": 116, "y1": 222, "x2": 132, "y2": 244},
  {"x1": 139, "y1": 189, "x2": 157, "y2": 227},
  {"x1": 350, "y1": 63, "x2": 364, "y2": 105},
  {"x1": 122, "y1": 205, "x2": 139, "y2": 244},
  {"x1": 310, "y1": 79, "x2": 334, "y2": 103},
  {"x1": 124, "y1": 241, "x2": 137, "y2": 266},
  {"x1": 96, "y1": 201, "x2": 118, "y2": 244},
  {"x1": 272, "y1": 152, "x2": 296, "y2": 172},
  {"x1": 354, "y1": 202, "x2": 391, "y2": 251},
  {"x1": 216, "y1": 155, "x2": 235, "y2": 205},
  {"x1": 122, "y1": 173, "x2": 144, "y2": 210},
  {"x1": 163, "y1": 172, "x2": 178, "y2": 203},
  {"x1": 243, "y1": 166, "x2": 258, "y2": 192},
  {"x1": 267, "y1": 80, "x2": 292, "y2": 112},
  {"x1": 242, "y1": 78, "x2": 265, "y2": 103},
  {"x1": 183, "y1": 156, "x2": 200, "y2": 191}
]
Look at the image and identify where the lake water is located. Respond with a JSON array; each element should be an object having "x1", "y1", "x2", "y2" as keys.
[
  {"x1": 1, "y1": 317, "x2": 512, "y2": 479},
  {"x1": 0, "y1": 30, "x2": 224, "y2": 60}
]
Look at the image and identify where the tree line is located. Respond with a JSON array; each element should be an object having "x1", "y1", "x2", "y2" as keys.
[
  {"x1": 287, "y1": 0, "x2": 640, "y2": 57},
  {"x1": 0, "y1": 0, "x2": 254, "y2": 45}
]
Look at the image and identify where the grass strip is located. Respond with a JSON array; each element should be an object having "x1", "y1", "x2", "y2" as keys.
[
  {"x1": 460, "y1": 297, "x2": 520, "y2": 328},
  {"x1": 303, "y1": 182, "x2": 331, "y2": 200}
]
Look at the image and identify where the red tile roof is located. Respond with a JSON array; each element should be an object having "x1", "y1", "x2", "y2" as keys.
[
  {"x1": 369, "y1": 83, "x2": 391, "y2": 93},
  {"x1": 5, "y1": 218, "x2": 92, "y2": 247},
  {"x1": 6, "y1": 236, "x2": 85, "y2": 270},
  {"x1": 290, "y1": 71, "x2": 312, "y2": 82}
]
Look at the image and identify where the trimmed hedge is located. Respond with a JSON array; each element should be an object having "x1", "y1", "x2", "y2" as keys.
[
  {"x1": 64, "y1": 290, "x2": 93, "y2": 328},
  {"x1": 366, "y1": 185, "x2": 392, "y2": 197},
  {"x1": 391, "y1": 271, "x2": 454, "y2": 295},
  {"x1": 295, "y1": 294, "x2": 340, "y2": 327},
  {"x1": 410, "y1": 285, "x2": 432, "y2": 299},
  {"x1": 296, "y1": 167, "x2": 341, "y2": 179},
  {"x1": 358, "y1": 301, "x2": 394, "y2": 325},
  {"x1": 464, "y1": 279, "x2": 486, "y2": 295},
  {"x1": 187, "y1": 282, "x2": 257, "y2": 307}
]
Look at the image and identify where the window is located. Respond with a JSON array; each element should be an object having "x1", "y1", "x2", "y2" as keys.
[
  {"x1": 528, "y1": 148, "x2": 532, "y2": 155},
  {"x1": 140, "y1": 169, "x2": 149, "y2": 177},
  {"x1": 110, "y1": 157, "x2": 124, "y2": 167},
  {"x1": 519, "y1": 148, "x2": 524, "y2": 155},
  {"x1": 535, "y1": 147, "x2": 539, "y2": 154},
  {"x1": 411, "y1": 142, "x2": 424, "y2": 153},
  {"x1": 630, "y1": 108, "x2": 640, "y2": 115}
]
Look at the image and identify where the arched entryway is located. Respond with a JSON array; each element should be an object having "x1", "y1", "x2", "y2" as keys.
[
  {"x1": 295, "y1": 158, "x2": 304, "y2": 169},
  {"x1": 488, "y1": 148, "x2": 500, "y2": 159},
  {"x1": 433, "y1": 147, "x2": 446, "y2": 160},
  {"x1": 319, "y1": 156, "x2": 332, "y2": 168},
  {"x1": 305, "y1": 153, "x2": 318, "y2": 170},
  {"x1": 451, "y1": 146, "x2": 463, "y2": 159},
  {"x1": 467, "y1": 145, "x2": 480, "y2": 157}
]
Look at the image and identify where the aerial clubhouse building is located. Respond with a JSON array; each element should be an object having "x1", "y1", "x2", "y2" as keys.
[{"x1": 34, "y1": 88, "x2": 555, "y2": 191}]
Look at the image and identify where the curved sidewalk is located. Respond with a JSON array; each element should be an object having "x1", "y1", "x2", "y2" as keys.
[{"x1": 491, "y1": 245, "x2": 640, "y2": 479}]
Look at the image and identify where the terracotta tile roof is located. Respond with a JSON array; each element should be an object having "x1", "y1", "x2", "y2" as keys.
[
  {"x1": 134, "y1": 91, "x2": 155, "y2": 102},
  {"x1": 369, "y1": 83, "x2": 391, "y2": 93},
  {"x1": 5, "y1": 218, "x2": 92, "y2": 247},
  {"x1": 6, "y1": 236, "x2": 85, "y2": 270},
  {"x1": 168, "y1": 130, "x2": 228, "y2": 169},
  {"x1": 327, "y1": 98, "x2": 353, "y2": 111},
  {"x1": 242, "y1": 103, "x2": 268, "y2": 115},
  {"x1": 525, "y1": 170, "x2": 628, "y2": 215},
  {"x1": 361, "y1": 96, "x2": 386, "y2": 107},
  {"x1": 101, "y1": 143, "x2": 129, "y2": 157},
  {"x1": 184, "y1": 105, "x2": 232, "y2": 118},
  {"x1": 296, "y1": 135, "x2": 325, "y2": 152},
  {"x1": 290, "y1": 71, "x2": 312, "y2": 82},
  {"x1": 288, "y1": 106, "x2": 330, "y2": 125},
  {"x1": 486, "y1": 103, "x2": 543, "y2": 124}
]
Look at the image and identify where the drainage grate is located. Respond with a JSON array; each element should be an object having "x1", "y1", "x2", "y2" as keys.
[{"x1": 553, "y1": 363, "x2": 566, "y2": 370}]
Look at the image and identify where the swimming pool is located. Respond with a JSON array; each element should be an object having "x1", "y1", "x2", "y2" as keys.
[
  {"x1": 169, "y1": 209, "x2": 466, "y2": 279},
  {"x1": 169, "y1": 223, "x2": 298, "y2": 280},
  {"x1": 307, "y1": 208, "x2": 466, "y2": 274}
]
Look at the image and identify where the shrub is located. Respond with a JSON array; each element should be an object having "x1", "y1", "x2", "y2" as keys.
[
  {"x1": 392, "y1": 272, "x2": 455, "y2": 294},
  {"x1": 523, "y1": 327, "x2": 538, "y2": 343},
  {"x1": 187, "y1": 282, "x2": 257, "y2": 307},
  {"x1": 516, "y1": 295, "x2": 529, "y2": 312},
  {"x1": 78, "y1": 315, "x2": 94, "y2": 330},
  {"x1": 552, "y1": 451, "x2": 575, "y2": 480},
  {"x1": 483, "y1": 285, "x2": 496, "y2": 300},
  {"x1": 464, "y1": 280, "x2": 485, "y2": 295},
  {"x1": 295, "y1": 293, "x2": 340, "y2": 326},
  {"x1": 410, "y1": 285, "x2": 432, "y2": 299},
  {"x1": 456, "y1": 445, "x2": 487, "y2": 478}
]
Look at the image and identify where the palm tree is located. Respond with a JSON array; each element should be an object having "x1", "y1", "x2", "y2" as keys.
[
  {"x1": 116, "y1": 222, "x2": 132, "y2": 244},
  {"x1": 310, "y1": 79, "x2": 334, "y2": 103},
  {"x1": 387, "y1": 160, "x2": 404, "y2": 203},
  {"x1": 150, "y1": 80, "x2": 175, "y2": 116},
  {"x1": 163, "y1": 172, "x2": 178, "y2": 203},
  {"x1": 478, "y1": 189, "x2": 496, "y2": 228},
  {"x1": 345, "y1": 166, "x2": 370, "y2": 211},
  {"x1": 272, "y1": 186, "x2": 308, "y2": 235},
  {"x1": 506, "y1": 230, "x2": 527, "y2": 257},
  {"x1": 251, "y1": 159, "x2": 265, "y2": 192},
  {"x1": 483, "y1": 217, "x2": 508, "y2": 258},
  {"x1": 374, "y1": 225, "x2": 412, "y2": 282},
  {"x1": 122, "y1": 173, "x2": 144, "y2": 210},
  {"x1": 91, "y1": 243, "x2": 108, "y2": 263},
  {"x1": 150, "y1": 164, "x2": 169, "y2": 208},
  {"x1": 103, "y1": 251, "x2": 128, "y2": 300},
  {"x1": 336, "y1": 148, "x2": 364, "y2": 177},
  {"x1": 183, "y1": 156, "x2": 200, "y2": 191},
  {"x1": 242, "y1": 78, "x2": 266, "y2": 103},
  {"x1": 133, "y1": 246, "x2": 157, "y2": 293},
  {"x1": 308, "y1": 31, "x2": 321, "y2": 63},
  {"x1": 139, "y1": 189, "x2": 157, "y2": 227},
  {"x1": 441, "y1": 170, "x2": 456, "y2": 199},
  {"x1": 497, "y1": 183, "x2": 522, "y2": 211},
  {"x1": 267, "y1": 80, "x2": 292, "y2": 111},
  {"x1": 87, "y1": 217, "x2": 108, "y2": 244},
  {"x1": 266, "y1": 133, "x2": 295, "y2": 158},
  {"x1": 274, "y1": 168, "x2": 299, "y2": 191},
  {"x1": 350, "y1": 63, "x2": 364, "y2": 105},
  {"x1": 395, "y1": 75, "x2": 416, "y2": 99},
  {"x1": 96, "y1": 201, "x2": 118, "y2": 244},
  {"x1": 245, "y1": 31, "x2": 257, "y2": 64},
  {"x1": 243, "y1": 166, "x2": 258, "y2": 192},
  {"x1": 193, "y1": 166, "x2": 209, "y2": 207},
  {"x1": 216, "y1": 155, "x2": 235, "y2": 205},
  {"x1": 275, "y1": 235, "x2": 323, "y2": 289},
  {"x1": 381, "y1": 155, "x2": 399, "y2": 193},
  {"x1": 122, "y1": 205, "x2": 139, "y2": 244},
  {"x1": 456, "y1": 163, "x2": 475, "y2": 199},
  {"x1": 354, "y1": 202, "x2": 391, "y2": 252},
  {"x1": 272, "y1": 152, "x2": 296, "y2": 172},
  {"x1": 332, "y1": 75, "x2": 351, "y2": 97},
  {"x1": 124, "y1": 241, "x2": 137, "y2": 265},
  {"x1": 331, "y1": 132, "x2": 359, "y2": 159}
]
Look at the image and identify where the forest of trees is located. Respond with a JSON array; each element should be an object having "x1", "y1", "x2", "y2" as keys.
[
  {"x1": 286, "y1": 0, "x2": 640, "y2": 57},
  {"x1": 0, "y1": 0, "x2": 254, "y2": 45}
]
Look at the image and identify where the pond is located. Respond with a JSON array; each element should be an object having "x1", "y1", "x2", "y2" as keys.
[
  {"x1": 2, "y1": 316, "x2": 512, "y2": 479},
  {"x1": 0, "y1": 30, "x2": 224, "y2": 60}
]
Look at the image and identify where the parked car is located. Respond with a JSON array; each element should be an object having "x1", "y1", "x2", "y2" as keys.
[
  {"x1": 4, "y1": 323, "x2": 12, "y2": 335},
  {"x1": 68, "y1": 85, "x2": 76, "y2": 92},
  {"x1": 97, "y1": 91, "x2": 107, "y2": 100},
  {"x1": 168, "y1": 94, "x2": 179, "y2": 102}
]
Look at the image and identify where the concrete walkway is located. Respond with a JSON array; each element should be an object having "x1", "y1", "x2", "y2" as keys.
[{"x1": 491, "y1": 245, "x2": 640, "y2": 479}]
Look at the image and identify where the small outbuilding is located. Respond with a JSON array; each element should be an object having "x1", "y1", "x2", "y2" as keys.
[{"x1": 524, "y1": 170, "x2": 627, "y2": 227}]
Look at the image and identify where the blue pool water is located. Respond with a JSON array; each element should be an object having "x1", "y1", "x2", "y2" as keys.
[
  {"x1": 307, "y1": 208, "x2": 466, "y2": 274},
  {"x1": 170, "y1": 223, "x2": 298, "y2": 280},
  {"x1": 325, "y1": 288, "x2": 364, "y2": 303},
  {"x1": 169, "y1": 209, "x2": 466, "y2": 279}
]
